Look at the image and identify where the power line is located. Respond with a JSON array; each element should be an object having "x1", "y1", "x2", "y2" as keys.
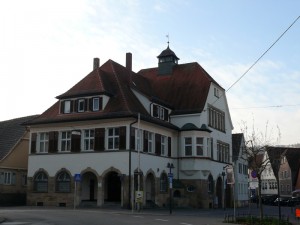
[
  {"x1": 232, "y1": 103, "x2": 300, "y2": 110},
  {"x1": 212, "y1": 15, "x2": 300, "y2": 106},
  {"x1": 226, "y1": 15, "x2": 300, "y2": 93}
]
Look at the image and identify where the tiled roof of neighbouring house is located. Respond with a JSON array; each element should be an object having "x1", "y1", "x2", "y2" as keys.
[{"x1": 0, "y1": 115, "x2": 38, "y2": 161}]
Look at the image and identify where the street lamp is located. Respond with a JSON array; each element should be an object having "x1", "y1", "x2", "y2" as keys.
[
  {"x1": 221, "y1": 171, "x2": 226, "y2": 210},
  {"x1": 167, "y1": 162, "x2": 175, "y2": 214}
]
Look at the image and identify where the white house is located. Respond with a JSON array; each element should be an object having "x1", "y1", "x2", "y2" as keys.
[
  {"x1": 232, "y1": 133, "x2": 249, "y2": 207},
  {"x1": 25, "y1": 45, "x2": 233, "y2": 209}
]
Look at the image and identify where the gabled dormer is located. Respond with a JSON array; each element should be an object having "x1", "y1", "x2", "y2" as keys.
[{"x1": 157, "y1": 44, "x2": 179, "y2": 75}]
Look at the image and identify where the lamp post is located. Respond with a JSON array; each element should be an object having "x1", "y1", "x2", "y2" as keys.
[
  {"x1": 221, "y1": 171, "x2": 226, "y2": 210},
  {"x1": 167, "y1": 162, "x2": 175, "y2": 214}
]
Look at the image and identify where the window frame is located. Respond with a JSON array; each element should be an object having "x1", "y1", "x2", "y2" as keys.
[
  {"x1": 107, "y1": 127, "x2": 120, "y2": 150},
  {"x1": 56, "y1": 171, "x2": 71, "y2": 193},
  {"x1": 60, "y1": 131, "x2": 71, "y2": 152},
  {"x1": 83, "y1": 129, "x2": 95, "y2": 151},
  {"x1": 64, "y1": 100, "x2": 71, "y2": 114},
  {"x1": 78, "y1": 99, "x2": 85, "y2": 112},
  {"x1": 184, "y1": 137, "x2": 192, "y2": 156},
  {"x1": 93, "y1": 97, "x2": 100, "y2": 111},
  {"x1": 38, "y1": 132, "x2": 49, "y2": 153},
  {"x1": 196, "y1": 137, "x2": 204, "y2": 156},
  {"x1": 34, "y1": 172, "x2": 48, "y2": 193}
]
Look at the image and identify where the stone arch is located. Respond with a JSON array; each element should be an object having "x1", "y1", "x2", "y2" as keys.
[
  {"x1": 216, "y1": 176, "x2": 223, "y2": 208},
  {"x1": 80, "y1": 168, "x2": 99, "y2": 202},
  {"x1": 144, "y1": 170, "x2": 156, "y2": 204}
]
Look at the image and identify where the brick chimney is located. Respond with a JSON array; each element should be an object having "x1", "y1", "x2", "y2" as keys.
[
  {"x1": 126, "y1": 52, "x2": 132, "y2": 71},
  {"x1": 93, "y1": 58, "x2": 100, "y2": 70}
]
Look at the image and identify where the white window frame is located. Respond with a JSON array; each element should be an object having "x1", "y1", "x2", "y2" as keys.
[
  {"x1": 64, "y1": 100, "x2": 71, "y2": 113},
  {"x1": 78, "y1": 99, "x2": 85, "y2": 112},
  {"x1": 148, "y1": 132, "x2": 154, "y2": 153},
  {"x1": 4, "y1": 172, "x2": 11, "y2": 185},
  {"x1": 38, "y1": 132, "x2": 49, "y2": 153},
  {"x1": 107, "y1": 127, "x2": 119, "y2": 150},
  {"x1": 83, "y1": 129, "x2": 94, "y2": 151},
  {"x1": 196, "y1": 137, "x2": 204, "y2": 156},
  {"x1": 184, "y1": 137, "x2": 192, "y2": 156},
  {"x1": 93, "y1": 97, "x2": 99, "y2": 111},
  {"x1": 161, "y1": 135, "x2": 167, "y2": 156},
  {"x1": 60, "y1": 131, "x2": 71, "y2": 152}
]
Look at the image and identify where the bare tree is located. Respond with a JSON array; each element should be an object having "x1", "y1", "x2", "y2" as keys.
[{"x1": 239, "y1": 120, "x2": 281, "y2": 220}]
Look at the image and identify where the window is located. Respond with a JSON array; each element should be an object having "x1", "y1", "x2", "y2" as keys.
[
  {"x1": 214, "y1": 87, "x2": 219, "y2": 98},
  {"x1": 208, "y1": 105, "x2": 225, "y2": 132},
  {"x1": 145, "y1": 131, "x2": 154, "y2": 153},
  {"x1": 136, "y1": 129, "x2": 142, "y2": 151},
  {"x1": 78, "y1": 99, "x2": 85, "y2": 112},
  {"x1": 64, "y1": 100, "x2": 71, "y2": 113},
  {"x1": 217, "y1": 141, "x2": 230, "y2": 163},
  {"x1": 152, "y1": 104, "x2": 168, "y2": 121},
  {"x1": 238, "y1": 163, "x2": 242, "y2": 174},
  {"x1": 83, "y1": 129, "x2": 94, "y2": 151},
  {"x1": 60, "y1": 131, "x2": 71, "y2": 152},
  {"x1": 93, "y1": 97, "x2": 99, "y2": 111},
  {"x1": 108, "y1": 128, "x2": 119, "y2": 150},
  {"x1": 160, "y1": 173, "x2": 168, "y2": 192},
  {"x1": 196, "y1": 137, "x2": 204, "y2": 156},
  {"x1": 56, "y1": 171, "x2": 71, "y2": 193},
  {"x1": 184, "y1": 137, "x2": 192, "y2": 156},
  {"x1": 161, "y1": 135, "x2": 167, "y2": 156},
  {"x1": 34, "y1": 172, "x2": 48, "y2": 192},
  {"x1": 22, "y1": 174, "x2": 27, "y2": 186},
  {"x1": 39, "y1": 132, "x2": 49, "y2": 153}
]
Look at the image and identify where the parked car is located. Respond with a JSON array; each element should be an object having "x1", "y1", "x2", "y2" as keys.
[
  {"x1": 287, "y1": 197, "x2": 300, "y2": 207},
  {"x1": 273, "y1": 197, "x2": 290, "y2": 206},
  {"x1": 261, "y1": 195, "x2": 278, "y2": 205}
]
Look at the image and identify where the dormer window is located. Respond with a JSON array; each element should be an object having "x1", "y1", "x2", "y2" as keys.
[
  {"x1": 152, "y1": 104, "x2": 168, "y2": 121},
  {"x1": 78, "y1": 99, "x2": 85, "y2": 112}
]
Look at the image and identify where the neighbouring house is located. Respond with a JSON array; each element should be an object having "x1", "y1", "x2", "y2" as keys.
[
  {"x1": 24, "y1": 45, "x2": 233, "y2": 209},
  {"x1": 0, "y1": 115, "x2": 38, "y2": 206},
  {"x1": 267, "y1": 147, "x2": 300, "y2": 197},
  {"x1": 232, "y1": 133, "x2": 249, "y2": 207},
  {"x1": 260, "y1": 159, "x2": 278, "y2": 196}
]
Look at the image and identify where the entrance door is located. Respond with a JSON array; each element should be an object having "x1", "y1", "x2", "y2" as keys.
[
  {"x1": 106, "y1": 172, "x2": 121, "y2": 202},
  {"x1": 216, "y1": 177, "x2": 222, "y2": 208},
  {"x1": 90, "y1": 179, "x2": 95, "y2": 201}
]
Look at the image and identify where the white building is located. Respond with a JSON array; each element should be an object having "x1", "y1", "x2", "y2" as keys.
[
  {"x1": 232, "y1": 133, "x2": 249, "y2": 207},
  {"x1": 25, "y1": 46, "x2": 233, "y2": 209}
]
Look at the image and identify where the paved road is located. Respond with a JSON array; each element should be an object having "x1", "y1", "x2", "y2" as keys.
[{"x1": 0, "y1": 204, "x2": 299, "y2": 225}]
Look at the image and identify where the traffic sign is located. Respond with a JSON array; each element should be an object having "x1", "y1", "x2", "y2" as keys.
[{"x1": 74, "y1": 173, "x2": 81, "y2": 182}]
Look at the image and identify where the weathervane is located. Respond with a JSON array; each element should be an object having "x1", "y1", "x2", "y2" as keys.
[{"x1": 166, "y1": 33, "x2": 169, "y2": 47}]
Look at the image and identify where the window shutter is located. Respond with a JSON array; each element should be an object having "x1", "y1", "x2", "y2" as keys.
[
  {"x1": 94, "y1": 128, "x2": 105, "y2": 151},
  {"x1": 155, "y1": 133, "x2": 161, "y2": 155},
  {"x1": 12, "y1": 172, "x2": 16, "y2": 185},
  {"x1": 31, "y1": 133, "x2": 37, "y2": 154},
  {"x1": 48, "y1": 131, "x2": 58, "y2": 153},
  {"x1": 89, "y1": 98, "x2": 93, "y2": 111},
  {"x1": 119, "y1": 126, "x2": 126, "y2": 150},
  {"x1": 153, "y1": 105, "x2": 158, "y2": 117},
  {"x1": 143, "y1": 131, "x2": 148, "y2": 152},
  {"x1": 164, "y1": 108, "x2": 168, "y2": 121},
  {"x1": 99, "y1": 97, "x2": 103, "y2": 110},
  {"x1": 60, "y1": 101, "x2": 65, "y2": 114},
  {"x1": 0, "y1": 172, "x2": 4, "y2": 184},
  {"x1": 70, "y1": 100, "x2": 74, "y2": 113},
  {"x1": 75, "y1": 100, "x2": 79, "y2": 112},
  {"x1": 168, "y1": 137, "x2": 171, "y2": 157},
  {"x1": 130, "y1": 127, "x2": 135, "y2": 150},
  {"x1": 84, "y1": 99, "x2": 88, "y2": 111},
  {"x1": 71, "y1": 132, "x2": 81, "y2": 152}
]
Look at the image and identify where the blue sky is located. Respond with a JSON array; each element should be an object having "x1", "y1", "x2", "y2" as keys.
[{"x1": 0, "y1": 0, "x2": 299, "y2": 145}]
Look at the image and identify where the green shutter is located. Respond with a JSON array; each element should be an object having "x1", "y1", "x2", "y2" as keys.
[{"x1": 31, "y1": 133, "x2": 37, "y2": 154}]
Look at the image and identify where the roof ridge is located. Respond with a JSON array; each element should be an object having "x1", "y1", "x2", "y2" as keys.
[{"x1": 109, "y1": 61, "x2": 131, "y2": 112}]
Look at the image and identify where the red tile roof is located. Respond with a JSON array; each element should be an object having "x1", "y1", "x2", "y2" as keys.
[
  {"x1": 26, "y1": 56, "x2": 223, "y2": 126},
  {"x1": 138, "y1": 62, "x2": 223, "y2": 114}
]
